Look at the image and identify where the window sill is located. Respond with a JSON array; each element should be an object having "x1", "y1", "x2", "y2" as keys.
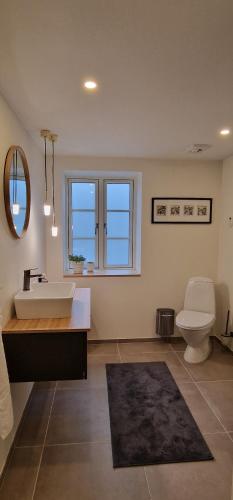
[{"x1": 63, "y1": 269, "x2": 141, "y2": 277}]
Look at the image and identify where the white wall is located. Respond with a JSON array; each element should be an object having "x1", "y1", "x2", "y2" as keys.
[
  {"x1": 0, "y1": 94, "x2": 45, "y2": 474},
  {"x1": 46, "y1": 156, "x2": 222, "y2": 340},
  {"x1": 217, "y1": 154, "x2": 233, "y2": 352}
]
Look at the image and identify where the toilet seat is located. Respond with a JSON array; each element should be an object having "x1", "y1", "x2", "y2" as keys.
[{"x1": 176, "y1": 310, "x2": 215, "y2": 330}]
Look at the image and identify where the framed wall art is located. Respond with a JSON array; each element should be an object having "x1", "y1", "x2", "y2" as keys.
[{"x1": 151, "y1": 197, "x2": 212, "y2": 224}]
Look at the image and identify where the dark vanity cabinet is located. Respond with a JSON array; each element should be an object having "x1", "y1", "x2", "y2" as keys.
[
  {"x1": 2, "y1": 331, "x2": 87, "y2": 382},
  {"x1": 2, "y1": 288, "x2": 90, "y2": 383}
]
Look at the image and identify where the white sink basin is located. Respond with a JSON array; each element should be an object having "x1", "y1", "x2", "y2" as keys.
[{"x1": 14, "y1": 282, "x2": 76, "y2": 319}]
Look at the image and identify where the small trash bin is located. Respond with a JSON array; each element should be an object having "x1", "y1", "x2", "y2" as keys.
[{"x1": 156, "y1": 308, "x2": 175, "y2": 337}]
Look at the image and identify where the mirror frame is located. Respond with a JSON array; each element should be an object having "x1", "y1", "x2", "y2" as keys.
[{"x1": 4, "y1": 145, "x2": 31, "y2": 239}]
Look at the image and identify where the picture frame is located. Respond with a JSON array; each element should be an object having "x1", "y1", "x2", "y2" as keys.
[{"x1": 151, "y1": 197, "x2": 212, "y2": 224}]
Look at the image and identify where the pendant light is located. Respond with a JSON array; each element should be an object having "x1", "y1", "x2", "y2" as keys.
[
  {"x1": 12, "y1": 150, "x2": 20, "y2": 215},
  {"x1": 40, "y1": 129, "x2": 51, "y2": 216},
  {"x1": 50, "y1": 133, "x2": 58, "y2": 237}
]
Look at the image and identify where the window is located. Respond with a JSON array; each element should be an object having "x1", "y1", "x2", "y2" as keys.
[
  {"x1": 65, "y1": 172, "x2": 141, "y2": 274},
  {"x1": 68, "y1": 180, "x2": 98, "y2": 265},
  {"x1": 104, "y1": 180, "x2": 133, "y2": 267}
]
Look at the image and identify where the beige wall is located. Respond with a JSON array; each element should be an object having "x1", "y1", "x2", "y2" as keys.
[
  {"x1": 217, "y1": 155, "x2": 233, "y2": 352},
  {"x1": 46, "y1": 156, "x2": 222, "y2": 340},
  {"x1": 0, "y1": 94, "x2": 45, "y2": 474}
]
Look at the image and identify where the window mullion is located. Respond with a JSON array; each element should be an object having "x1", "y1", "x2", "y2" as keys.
[
  {"x1": 73, "y1": 237, "x2": 96, "y2": 241},
  {"x1": 129, "y1": 180, "x2": 134, "y2": 267},
  {"x1": 98, "y1": 179, "x2": 104, "y2": 269},
  {"x1": 103, "y1": 180, "x2": 109, "y2": 268},
  {"x1": 94, "y1": 180, "x2": 99, "y2": 268}
]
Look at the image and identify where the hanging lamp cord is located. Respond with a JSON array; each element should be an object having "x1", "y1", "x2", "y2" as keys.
[
  {"x1": 44, "y1": 136, "x2": 48, "y2": 202},
  {"x1": 52, "y1": 139, "x2": 55, "y2": 224}
]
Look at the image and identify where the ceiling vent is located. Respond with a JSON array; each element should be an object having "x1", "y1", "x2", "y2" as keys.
[{"x1": 185, "y1": 144, "x2": 211, "y2": 154}]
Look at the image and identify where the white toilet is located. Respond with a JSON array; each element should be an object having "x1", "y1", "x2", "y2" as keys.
[{"x1": 176, "y1": 277, "x2": 215, "y2": 364}]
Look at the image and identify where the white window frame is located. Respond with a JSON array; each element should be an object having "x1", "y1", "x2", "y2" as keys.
[
  {"x1": 67, "y1": 178, "x2": 99, "y2": 269},
  {"x1": 103, "y1": 179, "x2": 134, "y2": 269},
  {"x1": 64, "y1": 171, "x2": 142, "y2": 275}
]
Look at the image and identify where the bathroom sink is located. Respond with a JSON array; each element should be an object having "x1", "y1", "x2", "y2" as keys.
[{"x1": 14, "y1": 282, "x2": 76, "y2": 319}]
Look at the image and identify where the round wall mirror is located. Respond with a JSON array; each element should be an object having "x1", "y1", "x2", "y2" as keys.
[{"x1": 4, "y1": 146, "x2": 31, "y2": 239}]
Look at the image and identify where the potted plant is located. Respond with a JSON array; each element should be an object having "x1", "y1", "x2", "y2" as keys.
[{"x1": 69, "y1": 254, "x2": 86, "y2": 274}]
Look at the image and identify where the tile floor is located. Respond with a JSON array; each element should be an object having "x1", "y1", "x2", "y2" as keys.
[{"x1": 0, "y1": 338, "x2": 233, "y2": 500}]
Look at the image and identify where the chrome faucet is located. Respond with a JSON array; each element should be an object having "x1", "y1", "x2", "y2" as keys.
[{"x1": 23, "y1": 269, "x2": 43, "y2": 291}]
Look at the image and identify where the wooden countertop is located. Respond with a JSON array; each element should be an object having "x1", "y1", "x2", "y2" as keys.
[{"x1": 3, "y1": 288, "x2": 91, "y2": 334}]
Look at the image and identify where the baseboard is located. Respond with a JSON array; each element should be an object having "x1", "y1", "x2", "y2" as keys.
[
  {"x1": 216, "y1": 334, "x2": 233, "y2": 353},
  {"x1": 88, "y1": 335, "x2": 216, "y2": 344},
  {"x1": 88, "y1": 336, "x2": 182, "y2": 344},
  {"x1": 88, "y1": 335, "x2": 233, "y2": 353}
]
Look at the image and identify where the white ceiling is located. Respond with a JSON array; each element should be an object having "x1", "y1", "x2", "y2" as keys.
[{"x1": 0, "y1": 0, "x2": 233, "y2": 159}]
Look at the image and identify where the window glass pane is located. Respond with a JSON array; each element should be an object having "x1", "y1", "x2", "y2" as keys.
[
  {"x1": 72, "y1": 182, "x2": 96, "y2": 209},
  {"x1": 106, "y1": 183, "x2": 130, "y2": 210},
  {"x1": 106, "y1": 239, "x2": 129, "y2": 266},
  {"x1": 72, "y1": 212, "x2": 95, "y2": 238},
  {"x1": 72, "y1": 239, "x2": 95, "y2": 262},
  {"x1": 107, "y1": 212, "x2": 129, "y2": 238},
  {"x1": 17, "y1": 180, "x2": 27, "y2": 206},
  {"x1": 14, "y1": 209, "x2": 26, "y2": 235},
  {"x1": 10, "y1": 180, "x2": 26, "y2": 207}
]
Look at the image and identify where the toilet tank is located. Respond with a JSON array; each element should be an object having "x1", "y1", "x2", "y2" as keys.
[{"x1": 184, "y1": 277, "x2": 215, "y2": 314}]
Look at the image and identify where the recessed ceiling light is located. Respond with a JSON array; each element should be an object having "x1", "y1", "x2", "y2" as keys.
[
  {"x1": 84, "y1": 80, "x2": 97, "y2": 90},
  {"x1": 220, "y1": 128, "x2": 230, "y2": 136}
]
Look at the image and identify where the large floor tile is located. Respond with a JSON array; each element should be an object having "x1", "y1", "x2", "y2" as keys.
[
  {"x1": 88, "y1": 342, "x2": 118, "y2": 356},
  {"x1": 169, "y1": 338, "x2": 186, "y2": 351},
  {"x1": 34, "y1": 442, "x2": 150, "y2": 500},
  {"x1": 171, "y1": 337, "x2": 224, "y2": 354},
  {"x1": 120, "y1": 352, "x2": 192, "y2": 382},
  {"x1": 198, "y1": 381, "x2": 233, "y2": 431},
  {"x1": 177, "y1": 349, "x2": 233, "y2": 381},
  {"x1": 211, "y1": 337, "x2": 227, "y2": 351},
  {"x1": 57, "y1": 355, "x2": 120, "y2": 389},
  {"x1": 146, "y1": 433, "x2": 233, "y2": 500},
  {"x1": 0, "y1": 446, "x2": 42, "y2": 500},
  {"x1": 34, "y1": 381, "x2": 57, "y2": 390},
  {"x1": 46, "y1": 387, "x2": 110, "y2": 444},
  {"x1": 178, "y1": 382, "x2": 224, "y2": 433},
  {"x1": 118, "y1": 340, "x2": 172, "y2": 355},
  {"x1": 16, "y1": 389, "x2": 54, "y2": 446}
]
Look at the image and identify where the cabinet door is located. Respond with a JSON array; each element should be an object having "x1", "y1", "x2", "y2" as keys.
[{"x1": 3, "y1": 332, "x2": 87, "y2": 382}]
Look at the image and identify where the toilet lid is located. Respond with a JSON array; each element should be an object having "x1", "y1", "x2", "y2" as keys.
[{"x1": 176, "y1": 310, "x2": 215, "y2": 330}]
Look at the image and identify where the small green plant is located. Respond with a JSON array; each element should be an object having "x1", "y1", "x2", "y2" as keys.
[{"x1": 68, "y1": 254, "x2": 86, "y2": 263}]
